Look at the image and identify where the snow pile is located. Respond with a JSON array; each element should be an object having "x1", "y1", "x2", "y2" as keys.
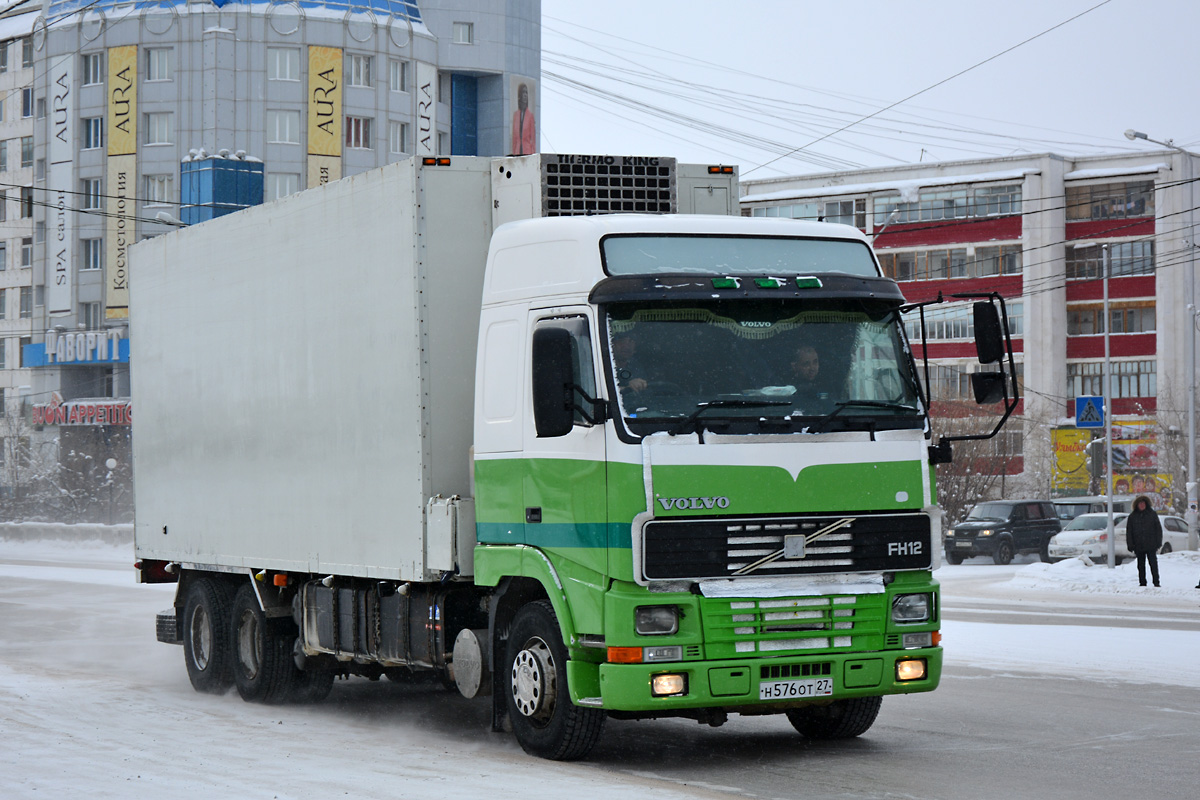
[{"x1": 1009, "y1": 551, "x2": 1200, "y2": 596}]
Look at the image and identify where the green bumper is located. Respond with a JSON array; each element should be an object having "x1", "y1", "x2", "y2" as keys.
[{"x1": 588, "y1": 647, "x2": 942, "y2": 711}]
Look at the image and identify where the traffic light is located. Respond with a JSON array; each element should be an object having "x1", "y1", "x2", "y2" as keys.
[{"x1": 1085, "y1": 438, "x2": 1106, "y2": 477}]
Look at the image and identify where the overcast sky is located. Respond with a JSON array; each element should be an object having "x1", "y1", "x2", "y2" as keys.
[{"x1": 538, "y1": 0, "x2": 1200, "y2": 180}]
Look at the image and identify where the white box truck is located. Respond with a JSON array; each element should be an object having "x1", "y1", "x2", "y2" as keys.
[{"x1": 132, "y1": 154, "x2": 1017, "y2": 760}]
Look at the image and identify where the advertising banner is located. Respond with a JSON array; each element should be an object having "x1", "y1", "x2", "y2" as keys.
[
  {"x1": 46, "y1": 55, "x2": 74, "y2": 316},
  {"x1": 1052, "y1": 428, "x2": 1090, "y2": 493},
  {"x1": 416, "y1": 60, "x2": 436, "y2": 156},
  {"x1": 307, "y1": 46, "x2": 342, "y2": 187},
  {"x1": 105, "y1": 44, "x2": 138, "y2": 321}
]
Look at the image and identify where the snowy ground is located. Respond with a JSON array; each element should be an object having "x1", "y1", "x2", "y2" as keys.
[{"x1": 1, "y1": 537, "x2": 1198, "y2": 798}]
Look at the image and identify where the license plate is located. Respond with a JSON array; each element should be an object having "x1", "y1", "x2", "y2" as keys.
[
  {"x1": 955, "y1": 541, "x2": 973, "y2": 548},
  {"x1": 1055, "y1": 547, "x2": 1079, "y2": 555},
  {"x1": 759, "y1": 678, "x2": 834, "y2": 700}
]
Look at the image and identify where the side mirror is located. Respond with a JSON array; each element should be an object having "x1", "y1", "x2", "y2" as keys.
[
  {"x1": 973, "y1": 301, "x2": 1004, "y2": 364},
  {"x1": 531, "y1": 327, "x2": 575, "y2": 438},
  {"x1": 971, "y1": 371, "x2": 1006, "y2": 405}
]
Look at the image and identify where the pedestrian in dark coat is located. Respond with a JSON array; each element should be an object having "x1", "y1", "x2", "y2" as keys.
[{"x1": 1124, "y1": 495, "x2": 1162, "y2": 587}]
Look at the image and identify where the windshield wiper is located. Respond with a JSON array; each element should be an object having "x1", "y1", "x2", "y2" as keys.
[
  {"x1": 806, "y1": 400, "x2": 919, "y2": 435},
  {"x1": 667, "y1": 399, "x2": 791, "y2": 442}
]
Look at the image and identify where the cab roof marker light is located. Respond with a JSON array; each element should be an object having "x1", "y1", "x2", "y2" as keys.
[
  {"x1": 795, "y1": 276, "x2": 823, "y2": 289},
  {"x1": 754, "y1": 277, "x2": 785, "y2": 289},
  {"x1": 711, "y1": 276, "x2": 740, "y2": 289}
]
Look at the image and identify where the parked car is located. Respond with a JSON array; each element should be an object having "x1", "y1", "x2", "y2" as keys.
[
  {"x1": 944, "y1": 500, "x2": 1062, "y2": 565},
  {"x1": 1051, "y1": 495, "x2": 1136, "y2": 521},
  {"x1": 1048, "y1": 513, "x2": 1189, "y2": 563},
  {"x1": 1046, "y1": 512, "x2": 1130, "y2": 562}
]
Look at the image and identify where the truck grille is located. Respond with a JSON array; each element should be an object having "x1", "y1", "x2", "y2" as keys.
[
  {"x1": 542, "y1": 155, "x2": 676, "y2": 215},
  {"x1": 702, "y1": 594, "x2": 887, "y2": 659},
  {"x1": 642, "y1": 513, "x2": 931, "y2": 580}
]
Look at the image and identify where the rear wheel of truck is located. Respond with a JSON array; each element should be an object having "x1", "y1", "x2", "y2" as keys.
[
  {"x1": 182, "y1": 577, "x2": 236, "y2": 693},
  {"x1": 231, "y1": 584, "x2": 294, "y2": 704},
  {"x1": 504, "y1": 601, "x2": 605, "y2": 760},
  {"x1": 786, "y1": 695, "x2": 882, "y2": 739}
]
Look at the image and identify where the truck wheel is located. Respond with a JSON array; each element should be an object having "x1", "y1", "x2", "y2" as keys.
[
  {"x1": 992, "y1": 540, "x2": 1014, "y2": 565},
  {"x1": 786, "y1": 695, "x2": 882, "y2": 739},
  {"x1": 182, "y1": 577, "x2": 235, "y2": 693},
  {"x1": 287, "y1": 669, "x2": 335, "y2": 704},
  {"x1": 944, "y1": 550, "x2": 964, "y2": 565},
  {"x1": 504, "y1": 601, "x2": 605, "y2": 760},
  {"x1": 230, "y1": 584, "x2": 293, "y2": 704}
]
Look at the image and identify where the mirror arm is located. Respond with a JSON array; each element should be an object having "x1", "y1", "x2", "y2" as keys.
[{"x1": 571, "y1": 384, "x2": 609, "y2": 425}]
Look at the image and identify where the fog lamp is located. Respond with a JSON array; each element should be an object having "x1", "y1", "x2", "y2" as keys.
[
  {"x1": 896, "y1": 658, "x2": 927, "y2": 681},
  {"x1": 651, "y1": 673, "x2": 687, "y2": 697},
  {"x1": 635, "y1": 605, "x2": 678, "y2": 635}
]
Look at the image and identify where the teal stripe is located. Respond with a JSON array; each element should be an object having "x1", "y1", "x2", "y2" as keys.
[{"x1": 476, "y1": 522, "x2": 632, "y2": 549}]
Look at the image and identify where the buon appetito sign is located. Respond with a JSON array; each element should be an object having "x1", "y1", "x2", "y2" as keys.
[{"x1": 32, "y1": 393, "x2": 132, "y2": 427}]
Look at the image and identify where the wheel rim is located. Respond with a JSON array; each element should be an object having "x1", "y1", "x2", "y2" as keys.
[
  {"x1": 510, "y1": 637, "x2": 556, "y2": 724},
  {"x1": 237, "y1": 610, "x2": 262, "y2": 680},
  {"x1": 189, "y1": 605, "x2": 212, "y2": 671}
]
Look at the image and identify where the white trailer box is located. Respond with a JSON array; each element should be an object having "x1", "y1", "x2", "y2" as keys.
[{"x1": 131, "y1": 155, "x2": 737, "y2": 582}]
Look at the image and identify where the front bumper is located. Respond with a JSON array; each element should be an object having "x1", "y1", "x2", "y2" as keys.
[
  {"x1": 590, "y1": 647, "x2": 941, "y2": 712},
  {"x1": 945, "y1": 536, "x2": 997, "y2": 557},
  {"x1": 1048, "y1": 543, "x2": 1125, "y2": 561}
]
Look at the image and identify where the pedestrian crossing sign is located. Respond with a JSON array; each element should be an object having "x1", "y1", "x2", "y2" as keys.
[{"x1": 1076, "y1": 396, "x2": 1104, "y2": 428}]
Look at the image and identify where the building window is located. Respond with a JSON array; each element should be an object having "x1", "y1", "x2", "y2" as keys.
[
  {"x1": 975, "y1": 245, "x2": 1022, "y2": 276},
  {"x1": 750, "y1": 202, "x2": 820, "y2": 221},
  {"x1": 145, "y1": 175, "x2": 173, "y2": 205},
  {"x1": 146, "y1": 48, "x2": 172, "y2": 81},
  {"x1": 20, "y1": 187, "x2": 32, "y2": 218},
  {"x1": 83, "y1": 178, "x2": 102, "y2": 210},
  {"x1": 35, "y1": 222, "x2": 43, "y2": 243},
  {"x1": 21, "y1": 88, "x2": 32, "y2": 118},
  {"x1": 878, "y1": 245, "x2": 1020, "y2": 282},
  {"x1": 19, "y1": 286, "x2": 31, "y2": 318},
  {"x1": 35, "y1": 97, "x2": 43, "y2": 119},
  {"x1": 80, "y1": 302, "x2": 101, "y2": 330},
  {"x1": 21, "y1": 136, "x2": 33, "y2": 167},
  {"x1": 0, "y1": 242, "x2": 5, "y2": 271},
  {"x1": 348, "y1": 55, "x2": 372, "y2": 87},
  {"x1": 0, "y1": 43, "x2": 7, "y2": 73},
  {"x1": 82, "y1": 52, "x2": 103, "y2": 85},
  {"x1": 905, "y1": 301, "x2": 1023, "y2": 342},
  {"x1": 822, "y1": 199, "x2": 866, "y2": 228},
  {"x1": 0, "y1": 288, "x2": 5, "y2": 317},
  {"x1": 0, "y1": 99, "x2": 4, "y2": 123},
  {"x1": 82, "y1": 238, "x2": 103, "y2": 271},
  {"x1": 83, "y1": 117, "x2": 104, "y2": 149},
  {"x1": 1067, "y1": 304, "x2": 1156, "y2": 335},
  {"x1": 873, "y1": 184, "x2": 1023, "y2": 225},
  {"x1": 35, "y1": 158, "x2": 44, "y2": 180},
  {"x1": 20, "y1": 237, "x2": 32, "y2": 267},
  {"x1": 267, "y1": 173, "x2": 299, "y2": 201},
  {"x1": 1066, "y1": 180, "x2": 1154, "y2": 221},
  {"x1": 0, "y1": 190, "x2": 6, "y2": 222},
  {"x1": 346, "y1": 116, "x2": 372, "y2": 149},
  {"x1": 267, "y1": 47, "x2": 299, "y2": 81},
  {"x1": 452, "y1": 22, "x2": 473, "y2": 44},
  {"x1": 1066, "y1": 240, "x2": 1154, "y2": 280},
  {"x1": 144, "y1": 112, "x2": 172, "y2": 145},
  {"x1": 266, "y1": 110, "x2": 301, "y2": 144},
  {"x1": 1068, "y1": 360, "x2": 1156, "y2": 399},
  {"x1": 0, "y1": 141, "x2": 6, "y2": 172},
  {"x1": 389, "y1": 59, "x2": 408, "y2": 92},
  {"x1": 21, "y1": 38, "x2": 32, "y2": 69},
  {"x1": 389, "y1": 121, "x2": 408, "y2": 154}
]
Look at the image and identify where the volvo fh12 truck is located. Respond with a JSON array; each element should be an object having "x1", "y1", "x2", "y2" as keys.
[{"x1": 131, "y1": 154, "x2": 1017, "y2": 760}]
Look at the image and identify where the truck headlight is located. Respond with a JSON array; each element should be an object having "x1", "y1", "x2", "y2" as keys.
[
  {"x1": 651, "y1": 673, "x2": 687, "y2": 697},
  {"x1": 892, "y1": 593, "x2": 931, "y2": 624},
  {"x1": 635, "y1": 605, "x2": 678, "y2": 636},
  {"x1": 977, "y1": 529, "x2": 994, "y2": 537}
]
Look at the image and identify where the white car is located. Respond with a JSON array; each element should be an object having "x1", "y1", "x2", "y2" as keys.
[
  {"x1": 1047, "y1": 512, "x2": 1128, "y2": 562},
  {"x1": 1048, "y1": 512, "x2": 1190, "y2": 563}
]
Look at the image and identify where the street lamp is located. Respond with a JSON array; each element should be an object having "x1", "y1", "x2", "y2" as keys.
[{"x1": 1124, "y1": 129, "x2": 1198, "y2": 550}]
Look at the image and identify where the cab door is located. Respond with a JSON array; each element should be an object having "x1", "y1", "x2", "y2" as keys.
[{"x1": 523, "y1": 310, "x2": 610, "y2": 585}]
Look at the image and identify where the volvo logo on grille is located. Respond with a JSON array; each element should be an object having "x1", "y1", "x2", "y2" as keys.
[{"x1": 657, "y1": 496, "x2": 730, "y2": 511}]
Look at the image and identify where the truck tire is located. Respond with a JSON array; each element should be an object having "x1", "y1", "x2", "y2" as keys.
[
  {"x1": 182, "y1": 577, "x2": 236, "y2": 693},
  {"x1": 504, "y1": 601, "x2": 605, "y2": 760},
  {"x1": 287, "y1": 668, "x2": 335, "y2": 704},
  {"x1": 786, "y1": 695, "x2": 882, "y2": 739},
  {"x1": 992, "y1": 539, "x2": 1014, "y2": 565},
  {"x1": 944, "y1": 550, "x2": 964, "y2": 565},
  {"x1": 231, "y1": 583, "x2": 294, "y2": 704}
]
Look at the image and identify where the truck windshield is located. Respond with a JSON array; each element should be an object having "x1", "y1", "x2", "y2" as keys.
[
  {"x1": 605, "y1": 298, "x2": 923, "y2": 437},
  {"x1": 601, "y1": 235, "x2": 878, "y2": 277}
]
